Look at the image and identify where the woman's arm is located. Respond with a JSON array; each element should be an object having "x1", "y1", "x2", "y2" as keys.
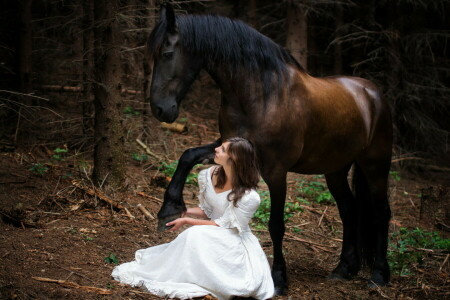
[
  {"x1": 184, "y1": 207, "x2": 209, "y2": 219},
  {"x1": 167, "y1": 217, "x2": 218, "y2": 231}
]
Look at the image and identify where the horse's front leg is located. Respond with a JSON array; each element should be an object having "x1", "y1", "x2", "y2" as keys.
[
  {"x1": 263, "y1": 169, "x2": 288, "y2": 295},
  {"x1": 157, "y1": 139, "x2": 221, "y2": 231}
]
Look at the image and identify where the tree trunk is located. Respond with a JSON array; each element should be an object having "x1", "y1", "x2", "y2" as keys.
[
  {"x1": 18, "y1": 0, "x2": 33, "y2": 96},
  {"x1": 92, "y1": 0, "x2": 126, "y2": 189},
  {"x1": 286, "y1": 1, "x2": 307, "y2": 70},
  {"x1": 82, "y1": 0, "x2": 95, "y2": 136},
  {"x1": 143, "y1": 0, "x2": 157, "y2": 138},
  {"x1": 334, "y1": 4, "x2": 343, "y2": 75},
  {"x1": 248, "y1": 0, "x2": 258, "y2": 28}
]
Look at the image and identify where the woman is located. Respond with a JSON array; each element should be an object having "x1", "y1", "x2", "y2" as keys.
[{"x1": 112, "y1": 137, "x2": 275, "y2": 300}]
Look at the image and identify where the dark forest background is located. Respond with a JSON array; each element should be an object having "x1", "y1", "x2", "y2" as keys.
[{"x1": 0, "y1": 0, "x2": 449, "y2": 188}]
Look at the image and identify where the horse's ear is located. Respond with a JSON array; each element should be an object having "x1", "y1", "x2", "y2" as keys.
[{"x1": 160, "y1": 2, "x2": 178, "y2": 34}]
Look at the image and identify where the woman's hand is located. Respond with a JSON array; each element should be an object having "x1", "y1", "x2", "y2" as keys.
[{"x1": 166, "y1": 218, "x2": 187, "y2": 231}]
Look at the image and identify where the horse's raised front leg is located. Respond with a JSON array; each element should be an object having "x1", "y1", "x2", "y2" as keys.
[
  {"x1": 263, "y1": 169, "x2": 288, "y2": 295},
  {"x1": 325, "y1": 165, "x2": 361, "y2": 280},
  {"x1": 157, "y1": 139, "x2": 221, "y2": 231}
]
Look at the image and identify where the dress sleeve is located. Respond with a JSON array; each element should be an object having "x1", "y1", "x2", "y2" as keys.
[
  {"x1": 214, "y1": 190, "x2": 260, "y2": 233},
  {"x1": 197, "y1": 168, "x2": 213, "y2": 218}
]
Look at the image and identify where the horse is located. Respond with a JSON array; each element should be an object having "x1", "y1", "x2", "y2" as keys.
[{"x1": 145, "y1": 3, "x2": 393, "y2": 294}]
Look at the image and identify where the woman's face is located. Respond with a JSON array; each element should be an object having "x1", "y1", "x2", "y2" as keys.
[{"x1": 214, "y1": 142, "x2": 231, "y2": 166}]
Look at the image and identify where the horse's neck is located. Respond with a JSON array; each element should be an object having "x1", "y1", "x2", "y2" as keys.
[
  {"x1": 207, "y1": 66, "x2": 267, "y2": 110},
  {"x1": 208, "y1": 64, "x2": 309, "y2": 108}
]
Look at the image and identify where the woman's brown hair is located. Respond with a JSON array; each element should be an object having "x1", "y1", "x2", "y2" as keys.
[{"x1": 214, "y1": 137, "x2": 260, "y2": 206}]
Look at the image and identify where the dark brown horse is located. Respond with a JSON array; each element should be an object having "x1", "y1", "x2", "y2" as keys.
[{"x1": 145, "y1": 4, "x2": 393, "y2": 294}]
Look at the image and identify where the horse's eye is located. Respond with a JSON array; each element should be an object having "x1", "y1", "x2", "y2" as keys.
[{"x1": 162, "y1": 52, "x2": 174, "y2": 60}]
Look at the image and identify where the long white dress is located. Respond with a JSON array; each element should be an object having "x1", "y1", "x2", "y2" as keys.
[{"x1": 112, "y1": 167, "x2": 274, "y2": 300}]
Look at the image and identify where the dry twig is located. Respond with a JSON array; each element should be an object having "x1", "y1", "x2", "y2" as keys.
[
  {"x1": 124, "y1": 207, "x2": 136, "y2": 220},
  {"x1": 72, "y1": 180, "x2": 124, "y2": 210},
  {"x1": 32, "y1": 277, "x2": 112, "y2": 295},
  {"x1": 136, "y1": 191, "x2": 197, "y2": 206},
  {"x1": 137, "y1": 203, "x2": 155, "y2": 220},
  {"x1": 284, "y1": 232, "x2": 336, "y2": 253},
  {"x1": 136, "y1": 139, "x2": 164, "y2": 161}
]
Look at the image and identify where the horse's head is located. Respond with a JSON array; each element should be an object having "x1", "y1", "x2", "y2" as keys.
[{"x1": 145, "y1": 4, "x2": 203, "y2": 123}]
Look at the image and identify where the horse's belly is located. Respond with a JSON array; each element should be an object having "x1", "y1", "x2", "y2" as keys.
[{"x1": 290, "y1": 142, "x2": 365, "y2": 174}]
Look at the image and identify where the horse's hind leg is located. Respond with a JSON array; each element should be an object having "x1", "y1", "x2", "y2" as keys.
[
  {"x1": 325, "y1": 165, "x2": 361, "y2": 280},
  {"x1": 356, "y1": 156, "x2": 391, "y2": 286}
]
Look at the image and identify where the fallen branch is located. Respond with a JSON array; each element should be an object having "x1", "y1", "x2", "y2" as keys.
[
  {"x1": 72, "y1": 180, "x2": 124, "y2": 210},
  {"x1": 317, "y1": 207, "x2": 328, "y2": 227},
  {"x1": 284, "y1": 232, "x2": 336, "y2": 252},
  {"x1": 161, "y1": 122, "x2": 187, "y2": 133},
  {"x1": 137, "y1": 191, "x2": 163, "y2": 204},
  {"x1": 391, "y1": 157, "x2": 422, "y2": 163},
  {"x1": 38, "y1": 85, "x2": 141, "y2": 95},
  {"x1": 124, "y1": 207, "x2": 135, "y2": 220},
  {"x1": 137, "y1": 204, "x2": 155, "y2": 220},
  {"x1": 136, "y1": 139, "x2": 164, "y2": 161},
  {"x1": 136, "y1": 191, "x2": 197, "y2": 206},
  {"x1": 32, "y1": 277, "x2": 112, "y2": 295},
  {"x1": 440, "y1": 254, "x2": 449, "y2": 272}
]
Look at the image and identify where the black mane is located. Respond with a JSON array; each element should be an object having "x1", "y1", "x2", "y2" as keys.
[{"x1": 148, "y1": 14, "x2": 303, "y2": 95}]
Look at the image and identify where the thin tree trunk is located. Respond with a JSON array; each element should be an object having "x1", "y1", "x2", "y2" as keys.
[
  {"x1": 143, "y1": 0, "x2": 156, "y2": 138},
  {"x1": 82, "y1": 0, "x2": 95, "y2": 136},
  {"x1": 248, "y1": 0, "x2": 258, "y2": 28},
  {"x1": 92, "y1": 0, "x2": 126, "y2": 189},
  {"x1": 334, "y1": 4, "x2": 343, "y2": 74},
  {"x1": 18, "y1": 0, "x2": 33, "y2": 96},
  {"x1": 286, "y1": 1, "x2": 307, "y2": 70}
]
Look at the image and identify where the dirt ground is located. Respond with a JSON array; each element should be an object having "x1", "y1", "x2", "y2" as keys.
[{"x1": 1, "y1": 78, "x2": 449, "y2": 299}]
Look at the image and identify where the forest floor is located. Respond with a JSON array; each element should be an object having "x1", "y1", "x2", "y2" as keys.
[{"x1": 1, "y1": 76, "x2": 449, "y2": 299}]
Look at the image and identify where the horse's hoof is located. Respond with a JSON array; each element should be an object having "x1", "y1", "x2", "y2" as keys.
[
  {"x1": 368, "y1": 272, "x2": 390, "y2": 288},
  {"x1": 328, "y1": 272, "x2": 348, "y2": 281},
  {"x1": 274, "y1": 286, "x2": 287, "y2": 296},
  {"x1": 157, "y1": 215, "x2": 180, "y2": 232},
  {"x1": 368, "y1": 279, "x2": 389, "y2": 288}
]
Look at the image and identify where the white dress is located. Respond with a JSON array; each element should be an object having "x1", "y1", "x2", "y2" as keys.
[{"x1": 112, "y1": 167, "x2": 274, "y2": 300}]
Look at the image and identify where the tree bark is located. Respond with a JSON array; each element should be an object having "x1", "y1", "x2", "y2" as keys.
[
  {"x1": 248, "y1": 0, "x2": 258, "y2": 28},
  {"x1": 143, "y1": 0, "x2": 157, "y2": 138},
  {"x1": 18, "y1": 0, "x2": 33, "y2": 96},
  {"x1": 92, "y1": 0, "x2": 126, "y2": 189},
  {"x1": 286, "y1": 1, "x2": 307, "y2": 70},
  {"x1": 82, "y1": 0, "x2": 95, "y2": 136},
  {"x1": 334, "y1": 4, "x2": 343, "y2": 74}
]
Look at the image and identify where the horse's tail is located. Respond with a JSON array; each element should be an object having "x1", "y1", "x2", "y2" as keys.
[{"x1": 352, "y1": 163, "x2": 376, "y2": 267}]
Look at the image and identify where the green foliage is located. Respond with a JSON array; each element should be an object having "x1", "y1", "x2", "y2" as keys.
[
  {"x1": 254, "y1": 191, "x2": 271, "y2": 225},
  {"x1": 388, "y1": 227, "x2": 450, "y2": 276},
  {"x1": 123, "y1": 105, "x2": 140, "y2": 116},
  {"x1": 106, "y1": 283, "x2": 115, "y2": 289},
  {"x1": 253, "y1": 190, "x2": 304, "y2": 228},
  {"x1": 52, "y1": 147, "x2": 68, "y2": 161},
  {"x1": 104, "y1": 253, "x2": 119, "y2": 264},
  {"x1": 390, "y1": 170, "x2": 401, "y2": 181},
  {"x1": 132, "y1": 153, "x2": 149, "y2": 162},
  {"x1": 29, "y1": 163, "x2": 49, "y2": 176},
  {"x1": 296, "y1": 176, "x2": 334, "y2": 204},
  {"x1": 158, "y1": 160, "x2": 197, "y2": 185},
  {"x1": 67, "y1": 227, "x2": 78, "y2": 235},
  {"x1": 82, "y1": 234, "x2": 94, "y2": 241}
]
